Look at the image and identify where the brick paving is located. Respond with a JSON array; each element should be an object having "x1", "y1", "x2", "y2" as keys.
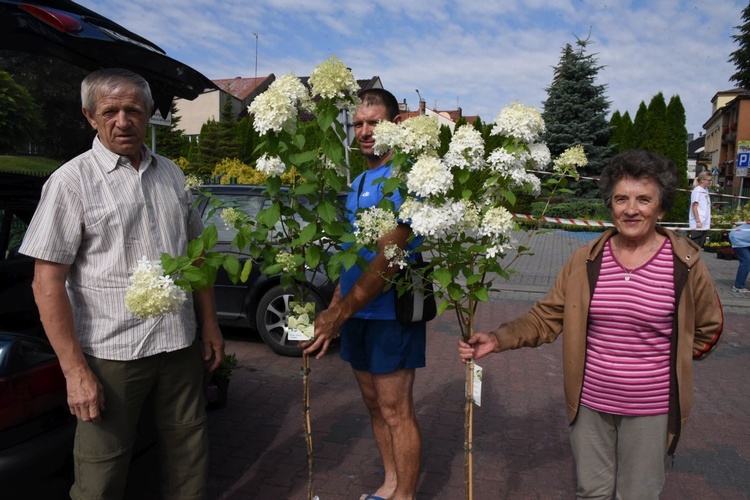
[{"x1": 206, "y1": 230, "x2": 750, "y2": 500}]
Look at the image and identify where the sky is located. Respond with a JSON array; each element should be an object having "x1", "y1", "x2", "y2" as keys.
[{"x1": 79, "y1": 0, "x2": 746, "y2": 137}]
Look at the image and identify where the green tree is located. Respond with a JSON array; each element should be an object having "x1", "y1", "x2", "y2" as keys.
[
  {"x1": 151, "y1": 100, "x2": 189, "y2": 160},
  {"x1": 729, "y1": 2, "x2": 750, "y2": 90},
  {"x1": 194, "y1": 95, "x2": 240, "y2": 177},
  {"x1": 542, "y1": 37, "x2": 615, "y2": 198},
  {"x1": 0, "y1": 53, "x2": 91, "y2": 160},
  {"x1": 0, "y1": 70, "x2": 43, "y2": 153},
  {"x1": 608, "y1": 110, "x2": 623, "y2": 152},
  {"x1": 642, "y1": 92, "x2": 668, "y2": 154},
  {"x1": 438, "y1": 124, "x2": 452, "y2": 156},
  {"x1": 618, "y1": 111, "x2": 634, "y2": 151},
  {"x1": 631, "y1": 101, "x2": 648, "y2": 149},
  {"x1": 665, "y1": 95, "x2": 689, "y2": 223}
]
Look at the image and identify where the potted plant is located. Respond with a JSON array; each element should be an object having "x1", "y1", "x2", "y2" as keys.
[{"x1": 207, "y1": 353, "x2": 237, "y2": 411}]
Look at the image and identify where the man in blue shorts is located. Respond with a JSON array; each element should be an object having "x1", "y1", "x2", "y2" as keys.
[{"x1": 302, "y1": 88, "x2": 425, "y2": 500}]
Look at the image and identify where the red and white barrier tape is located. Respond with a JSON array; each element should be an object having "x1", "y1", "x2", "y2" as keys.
[
  {"x1": 512, "y1": 213, "x2": 750, "y2": 232},
  {"x1": 528, "y1": 169, "x2": 750, "y2": 201}
]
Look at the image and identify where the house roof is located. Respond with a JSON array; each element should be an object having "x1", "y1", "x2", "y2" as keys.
[{"x1": 212, "y1": 75, "x2": 275, "y2": 101}]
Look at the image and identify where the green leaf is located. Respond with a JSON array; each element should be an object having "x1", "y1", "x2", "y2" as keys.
[
  {"x1": 318, "y1": 200, "x2": 337, "y2": 224},
  {"x1": 182, "y1": 266, "x2": 208, "y2": 291},
  {"x1": 201, "y1": 225, "x2": 218, "y2": 250},
  {"x1": 433, "y1": 267, "x2": 453, "y2": 288},
  {"x1": 240, "y1": 259, "x2": 253, "y2": 282},
  {"x1": 222, "y1": 255, "x2": 242, "y2": 282},
  {"x1": 161, "y1": 254, "x2": 179, "y2": 275},
  {"x1": 202, "y1": 252, "x2": 224, "y2": 267},
  {"x1": 306, "y1": 245, "x2": 322, "y2": 268},
  {"x1": 474, "y1": 287, "x2": 490, "y2": 302},
  {"x1": 323, "y1": 137, "x2": 343, "y2": 164},
  {"x1": 292, "y1": 133, "x2": 305, "y2": 150},
  {"x1": 299, "y1": 222, "x2": 318, "y2": 244},
  {"x1": 186, "y1": 238, "x2": 204, "y2": 260},
  {"x1": 317, "y1": 105, "x2": 337, "y2": 131},
  {"x1": 290, "y1": 150, "x2": 318, "y2": 165},
  {"x1": 257, "y1": 203, "x2": 281, "y2": 228},
  {"x1": 293, "y1": 182, "x2": 318, "y2": 196},
  {"x1": 266, "y1": 175, "x2": 282, "y2": 195}
]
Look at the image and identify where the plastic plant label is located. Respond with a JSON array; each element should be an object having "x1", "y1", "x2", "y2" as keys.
[
  {"x1": 288, "y1": 301, "x2": 315, "y2": 341},
  {"x1": 473, "y1": 363, "x2": 483, "y2": 407}
]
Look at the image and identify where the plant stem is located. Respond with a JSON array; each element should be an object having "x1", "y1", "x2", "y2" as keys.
[
  {"x1": 302, "y1": 353, "x2": 314, "y2": 500},
  {"x1": 464, "y1": 359, "x2": 474, "y2": 500}
]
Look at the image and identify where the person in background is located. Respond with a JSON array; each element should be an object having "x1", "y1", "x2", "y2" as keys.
[
  {"x1": 729, "y1": 219, "x2": 750, "y2": 293},
  {"x1": 20, "y1": 68, "x2": 224, "y2": 500},
  {"x1": 301, "y1": 88, "x2": 425, "y2": 500},
  {"x1": 459, "y1": 150, "x2": 723, "y2": 499},
  {"x1": 689, "y1": 170, "x2": 713, "y2": 247}
]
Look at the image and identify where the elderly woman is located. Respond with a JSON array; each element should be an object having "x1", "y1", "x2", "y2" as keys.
[{"x1": 459, "y1": 150, "x2": 723, "y2": 499}]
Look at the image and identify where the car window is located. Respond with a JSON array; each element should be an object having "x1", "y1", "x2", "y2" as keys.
[
  {"x1": 1, "y1": 209, "x2": 29, "y2": 260},
  {"x1": 202, "y1": 194, "x2": 265, "y2": 242}
]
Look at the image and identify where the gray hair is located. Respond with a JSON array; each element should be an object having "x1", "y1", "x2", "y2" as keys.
[
  {"x1": 81, "y1": 68, "x2": 154, "y2": 114},
  {"x1": 599, "y1": 150, "x2": 678, "y2": 212}
]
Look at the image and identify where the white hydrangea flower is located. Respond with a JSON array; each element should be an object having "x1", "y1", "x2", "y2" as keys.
[
  {"x1": 491, "y1": 101, "x2": 546, "y2": 143},
  {"x1": 276, "y1": 251, "x2": 296, "y2": 273},
  {"x1": 384, "y1": 243, "x2": 409, "y2": 269},
  {"x1": 409, "y1": 200, "x2": 466, "y2": 239},
  {"x1": 487, "y1": 147, "x2": 530, "y2": 180},
  {"x1": 256, "y1": 154, "x2": 286, "y2": 177},
  {"x1": 406, "y1": 155, "x2": 453, "y2": 198},
  {"x1": 373, "y1": 120, "x2": 401, "y2": 156},
  {"x1": 184, "y1": 174, "x2": 201, "y2": 191},
  {"x1": 528, "y1": 142, "x2": 552, "y2": 170},
  {"x1": 308, "y1": 55, "x2": 361, "y2": 101},
  {"x1": 320, "y1": 154, "x2": 348, "y2": 177},
  {"x1": 220, "y1": 207, "x2": 244, "y2": 230},
  {"x1": 248, "y1": 73, "x2": 311, "y2": 135},
  {"x1": 397, "y1": 197, "x2": 422, "y2": 222},
  {"x1": 355, "y1": 207, "x2": 398, "y2": 246},
  {"x1": 480, "y1": 206, "x2": 514, "y2": 236},
  {"x1": 399, "y1": 115, "x2": 440, "y2": 155},
  {"x1": 553, "y1": 145, "x2": 587, "y2": 177},
  {"x1": 443, "y1": 125, "x2": 486, "y2": 171},
  {"x1": 373, "y1": 115, "x2": 440, "y2": 156},
  {"x1": 124, "y1": 257, "x2": 187, "y2": 318}
]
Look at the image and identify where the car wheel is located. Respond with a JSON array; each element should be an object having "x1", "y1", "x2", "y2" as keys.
[{"x1": 255, "y1": 285, "x2": 326, "y2": 357}]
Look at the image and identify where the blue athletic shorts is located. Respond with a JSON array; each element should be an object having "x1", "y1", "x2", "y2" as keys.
[{"x1": 340, "y1": 318, "x2": 426, "y2": 374}]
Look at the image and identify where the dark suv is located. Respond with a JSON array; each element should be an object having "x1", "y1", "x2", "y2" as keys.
[{"x1": 196, "y1": 184, "x2": 339, "y2": 357}]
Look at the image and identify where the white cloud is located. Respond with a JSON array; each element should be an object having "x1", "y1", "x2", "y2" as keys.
[{"x1": 79, "y1": 0, "x2": 747, "y2": 135}]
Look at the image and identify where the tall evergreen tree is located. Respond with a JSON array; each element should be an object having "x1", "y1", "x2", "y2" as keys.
[
  {"x1": 631, "y1": 101, "x2": 649, "y2": 149},
  {"x1": 619, "y1": 111, "x2": 634, "y2": 151},
  {"x1": 729, "y1": 2, "x2": 750, "y2": 90},
  {"x1": 152, "y1": 100, "x2": 190, "y2": 160},
  {"x1": 642, "y1": 92, "x2": 668, "y2": 154},
  {"x1": 195, "y1": 95, "x2": 240, "y2": 177},
  {"x1": 438, "y1": 124, "x2": 452, "y2": 157},
  {"x1": 542, "y1": 37, "x2": 615, "y2": 197},
  {"x1": 608, "y1": 110, "x2": 623, "y2": 152},
  {"x1": 665, "y1": 95, "x2": 689, "y2": 223}
]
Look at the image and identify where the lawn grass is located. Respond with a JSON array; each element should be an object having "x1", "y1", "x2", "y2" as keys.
[{"x1": 0, "y1": 155, "x2": 61, "y2": 176}]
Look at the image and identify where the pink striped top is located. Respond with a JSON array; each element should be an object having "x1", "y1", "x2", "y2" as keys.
[{"x1": 581, "y1": 238, "x2": 675, "y2": 416}]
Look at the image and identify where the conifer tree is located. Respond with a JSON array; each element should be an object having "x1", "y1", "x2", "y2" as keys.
[
  {"x1": 542, "y1": 37, "x2": 615, "y2": 197},
  {"x1": 152, "y1": 100, "x2": 189, "y2": 161},
  {"x1": 195, "y1": 95, "x2": 240, "y2": 178},
  {"x1": 631, "y1": 102, "x2": 649, "y2": 149},
  {"x1": 729, "y1": 2, "x2": 750, "y2": 90},
  {"x1": 642, "y1": 92, "x2": 668, "y2": 154},
  {"x1": 608, "y1": 110, "x2": 623, "y2": 152},
  {"x1": 665, "y1": 95, "x2": 689, "y2": 223},
  {"x1": 438, "y1": 124, "x2": 452, "y2": 157}
]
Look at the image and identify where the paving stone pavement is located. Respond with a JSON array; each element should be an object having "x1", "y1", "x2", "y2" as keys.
[{"x1": 206, "y1": 230, "x2": 750, "y2": 500}]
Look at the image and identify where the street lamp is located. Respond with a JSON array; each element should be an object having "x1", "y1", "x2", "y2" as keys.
[{"x1": 252, "y1": 32, "x2": 259, "y2": 78}]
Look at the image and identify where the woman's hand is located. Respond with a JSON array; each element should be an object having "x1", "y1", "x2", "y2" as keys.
[{"x1": 458, "y1": 332, "x2": 499, "y2": 362}]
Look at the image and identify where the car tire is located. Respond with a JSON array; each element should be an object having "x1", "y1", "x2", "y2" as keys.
[{"x1": 255, "y1": 284, "x2": 326, "y2": 357}]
